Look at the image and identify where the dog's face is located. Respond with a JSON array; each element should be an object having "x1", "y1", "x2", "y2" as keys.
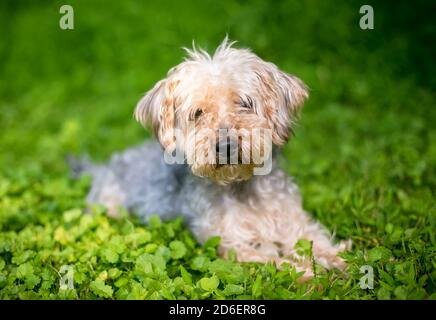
[{"x1": 135, "y1": 39, "x2": 308, "y2": 185}]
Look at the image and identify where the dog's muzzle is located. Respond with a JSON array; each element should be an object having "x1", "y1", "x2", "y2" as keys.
[{"x1": 216, "y1": 139, "x2": 239, "y2": 164}]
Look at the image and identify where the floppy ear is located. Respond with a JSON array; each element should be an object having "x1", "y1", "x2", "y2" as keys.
[
  {"x1": 256, "y1": 62, "x2": 309, "y2": 145},
  {"x1": 134, "y1": 79, "x2": 177, "y2": 149}
]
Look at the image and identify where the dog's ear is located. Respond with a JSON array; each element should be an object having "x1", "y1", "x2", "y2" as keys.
[
  {"x1": 256, "y1": 62, "x2": 309, "y2": 145},
  {"x1": 134, "y1": 79, "x2": 177, "y2": 149}
]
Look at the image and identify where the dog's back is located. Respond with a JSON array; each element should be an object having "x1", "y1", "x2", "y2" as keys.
[{"x1": 70, "y1": 141, "x2": 188, "y2": 221}]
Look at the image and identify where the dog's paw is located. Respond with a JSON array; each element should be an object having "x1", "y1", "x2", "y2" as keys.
[
  {"x1": 312, "y1": 239, "x2": 352, "y2": 271},
  {"x1": 339, "y1": 239, "x2": 352, "y2": 252}
]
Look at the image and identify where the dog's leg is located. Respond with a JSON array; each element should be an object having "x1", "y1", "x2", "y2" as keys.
[
  {"x1": 213, "y1": 211, "x2": 350, "y2": 279},
  {"x1": 288, "y1": 218, "x2": 352, "y2": 271},
  {"x1": 252, "y1": 169, "x2": 351, "y2": 272},
  {"x1": 192, "y1": 169, "x2": 351, "y2": 279}
]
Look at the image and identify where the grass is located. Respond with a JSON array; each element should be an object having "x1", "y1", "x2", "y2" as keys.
[{"x1": 0, "y1": 0, "x2": 435, "y2": 299}]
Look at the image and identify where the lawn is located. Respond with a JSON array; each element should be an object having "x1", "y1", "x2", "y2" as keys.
[{"x1": 0, "y1": 0, "x2": 434, "y2": 299}]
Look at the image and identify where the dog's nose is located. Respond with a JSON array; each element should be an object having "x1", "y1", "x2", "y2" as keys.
[{"x1": 216, "y1": 140, "x2": 238, "y2": 164}]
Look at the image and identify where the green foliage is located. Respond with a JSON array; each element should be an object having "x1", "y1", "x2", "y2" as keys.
[
  {"x1": 90, "y1": 279, "x2": 114, "y2": 298},
  {"x1": 0, "y1": 0, "x2": 434, "y2": 300}
]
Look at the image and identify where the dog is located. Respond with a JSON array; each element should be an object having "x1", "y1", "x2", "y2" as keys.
[{"x1": 73, "y1": 38, "x2": 350, "y2": 279}]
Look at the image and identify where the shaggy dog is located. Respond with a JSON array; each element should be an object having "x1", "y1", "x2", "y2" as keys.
[{"x1": 73, "y1": 38, "x2": 350, "y2": 279}]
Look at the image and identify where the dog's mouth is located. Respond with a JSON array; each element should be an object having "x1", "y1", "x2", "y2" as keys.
[
  {"x1": 188, "y1": 136, "x2": 272, "y2": 184},
  {"x1": 215, "y1": 157, "x2": 244, "y2": 167},
  {"x1": 214, "y1": 138, "x2": 245, "y2": 166},
  {"x1": 191, "y1": 162, "x2": 255, "y2": 185}
]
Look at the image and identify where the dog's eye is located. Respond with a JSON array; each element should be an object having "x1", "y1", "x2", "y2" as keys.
[
  {"x1": 240, "y1": 96, "x2": 254, "y2": 109},
  {"x1": 193, "y1": 109, "x2": 203, "y2": 120}
]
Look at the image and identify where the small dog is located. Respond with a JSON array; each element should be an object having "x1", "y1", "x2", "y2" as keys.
[{"x1": 74, "y1": 38, "x2": 350, "y2": 278}]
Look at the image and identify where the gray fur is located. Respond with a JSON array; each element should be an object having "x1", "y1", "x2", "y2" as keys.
[
  {"x1": 71, "y1": 141, "x2": 279, "y2": 225},
  {"x1": 72, "y1": 141, "x2": 350, "y2": 273},
  {"x1": 75, "y1": 141, "x2": 190, "y2": 222}
]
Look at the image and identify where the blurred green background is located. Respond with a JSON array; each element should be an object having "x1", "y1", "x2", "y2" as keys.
[
  {"x1": 1, "y1": 0, "x2": 434, "y2": 167},
  {"x1": 0, "y1": 0, "x2": 435, "y2": 299}
]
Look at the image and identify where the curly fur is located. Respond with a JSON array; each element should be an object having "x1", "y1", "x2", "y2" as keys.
[{"x1": 75, "y1": 38, "x2": 351, "y2": 278}]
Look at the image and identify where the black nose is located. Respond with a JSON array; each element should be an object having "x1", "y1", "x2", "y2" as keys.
[{"x1": 216, "y1": 140, "x2": 238, "y2": 164}]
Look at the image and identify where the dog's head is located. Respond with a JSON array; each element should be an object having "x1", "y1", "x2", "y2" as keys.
[{"x1": 135, "y1": 38, "x2": 308, "y2": 185}]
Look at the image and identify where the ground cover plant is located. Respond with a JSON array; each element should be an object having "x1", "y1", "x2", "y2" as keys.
[{"x1": 0, "y1": 0, "x2": 434, "y2": 299}]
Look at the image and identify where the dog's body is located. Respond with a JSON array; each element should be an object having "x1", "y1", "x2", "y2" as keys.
[{"x1": 76, "y1": 39, "x2": 350, "y2": 278}]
